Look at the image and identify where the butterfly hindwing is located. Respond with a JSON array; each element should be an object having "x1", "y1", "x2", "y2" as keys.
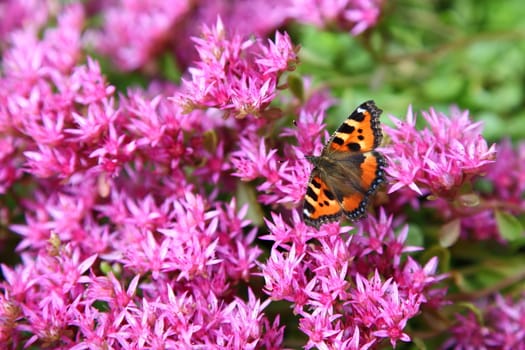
[
  {"x1": 303, "y1": 169, "x2": 343, "y2": 228},
  {"x1": 339, "y1": 151, "x2": 386, "y2": 220},
  {"x1": 324, "y1": 100, "x2": 382, "y2": 154},
  {"x1": 303, "y1": 100, "x2": 385, "y2": 228}
]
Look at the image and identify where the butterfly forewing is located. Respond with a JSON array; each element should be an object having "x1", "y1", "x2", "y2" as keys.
[{"x1": 324, "y1": 100, "x2": 383, "y2": 155}]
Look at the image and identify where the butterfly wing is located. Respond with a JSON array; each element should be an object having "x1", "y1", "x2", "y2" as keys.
[
  {"x1": 333, "y1": 151, "x2": 386, "y2": 220},
  {"x1": 303, "y1": 100, "x2": 385, "y2": 228},
  {"x1": 323, "y1": 100, "x2": 383, "y2": 155},
  {"x1": 303, "y1": 168, "x2": 343, "y2": 228}
]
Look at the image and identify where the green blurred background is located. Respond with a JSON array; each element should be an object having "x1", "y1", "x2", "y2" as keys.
[{"x1": 291, "y1": 0, "x2": 525, "y2": 141}]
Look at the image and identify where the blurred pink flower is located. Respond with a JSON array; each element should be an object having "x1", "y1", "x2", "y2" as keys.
[
  {"x1": 384, "y1": 105, "x2": 497, "y2": 198},
  {"x1": 0, "y1": 0, "x2": 53, "y2": 43},
  {"x1": 289, "y1": 0, "x2": 384, "y2": 35},
  {"x1": 87, "y1": 0, "x2": 191, "y2": 71}
]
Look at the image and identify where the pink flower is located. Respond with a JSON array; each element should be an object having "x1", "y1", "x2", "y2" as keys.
[
  {"x1": 3, "y1": 2, "x2": 508, "y2": 349},
  {"x1": 344, "y1": 0, "x2": 383, "y2": 35},
  {"x1": 0, "y1": 136, "x2": 23, "y2": 194},
  {"x1": 173, "y1": 17, "x2": 298, "y2": 119},
  {"x1": 442, "y1": 312, "x2": 494, "y2": 349},
  {"x1": 89, "y1": 122, "x2": 137, "y2": 176},
  {"x1": 260, "y1": 244, "x2": 308, "y2": 303},
  {"x1": 371, "y1": 282, "x2": 412, "y2": 348},
  {"x1": 300, "y1": 308, "x2": 342, "y2": 350},
  {"x1": 384, "y1": 105, "x2": 497, "y2": 198},
  {"x1": 0, "y1": 0, "x2": 50, "y2": 41},
  {"x1": 231, "y1": 136, "x2": 282, "y2": 182},
  {"x1": 289, "y1": 0, "x2": 384, "y2": 35},
  {"x1": 87, "y1": 0, "x2": 191, "y2": 71},
  {"x1": 485, "y1": 139, "x2": 525, "y2": 208}
]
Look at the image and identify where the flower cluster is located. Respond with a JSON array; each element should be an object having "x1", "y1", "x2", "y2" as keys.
[
  {"x1": 1, "y1": 4, "x2": 89, "y2": 188},
  {"x1": 87, "y1": 0, "x2": 384, "y2": 71},
  {"x1": 0, "y1": 3, "x2": 292, "y2": 348},
  {"x1": 173, "y1": 18, "x2": 298, "y2": 119},
  {"x1": 86, "y1": 0, "x2": 191, "y2": 71},
  {"x1": 382, "y1": 106, "x2": 509, "y2": 241},
  {"x1": 1, "y1": 0, "x2": 522, "y2": 349},
  {"x1": 2, "y1": 195, "x2": 280, "y2": 348},
  {"x1": 231, "y1": 85, "x2": 333, "y2": 205},
  {"x1": 382, "y1": 105, "x2": 525, "y2": 243},
  {"x1": 384, "y1": 106, "x2": 497, "y2": 198},
  {"x1": 452, "y1": 138, "x2": 525, "y2": 241},
  {"x1": 484, "y1": 139, "x2": 525, "y2": 211},
  {"x1": 289, "y1": 0, "x2": 384, "y2": 35},
  {"x1": 443, "y1": 294, "x2": 525, "y2": 349},
  {"x1": 260, "y1": 210, "x2": 445, "y2": 349},
  {"x1": 0, "y1": 0, "x2": 51, "y2": 42}
]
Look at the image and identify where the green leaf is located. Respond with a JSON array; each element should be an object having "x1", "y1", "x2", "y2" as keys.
[
  {"x1": 100, "y1": 261, "x2": 112, "y2": 275},
  {"x1": 422, "y1": 73, "x2": 464, "y2": 101},
  {"x1": 439, "y1": 218, "x2": 461, "y2": 248},
  {"x1": 287, "y1": 74, "x2": 304, "y2": 102},
  {"x1": 236, "y1": 182, "x2": 264, "y2": 227},
  {"x1": 92, "y1": 300, "x2": 110, "y2": 312},
  {"x1": 405, "y1": 223, "x2": 424, "y2": 248},
  {"x1": 158, "y1": 52, "x2": 182, "y2": 82},
  {"x1": 495, "y1": 210, "x2": 524, "y2": 242},
  {"x1": 410, "y1": 337, "x2": 427, "y2": 350}
]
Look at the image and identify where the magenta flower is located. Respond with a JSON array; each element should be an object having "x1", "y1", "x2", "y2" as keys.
[
  {"x1": 443, "y1": 312, "x2": 495, "y2": 349},
  {"x1": 232, "y1": 87, "x2": 334, "y2": 206},
  {"x1": 384, "y1": 106, "x2": 524, "y2": 243},
  {"x1": 3, "y1": 1, "x2": 521, "y2": 349},
  {"x1": 260, "y1": 243, "x2": 308, "y2": 303},
  {"x1": 384, "y1": 105, "x2": 497, "y2": 198},
  {"x1": 369, "y1": 282, "x2": 413, "y2": 348},
  {"x1": 344, "y1": 0, "x2": 383, "y2": 35},
  {"x1": 290, "y1": 0, "x2": 384, "y2": 35},
  {"x1": 0, "y1": 4, "x2": 292, "y2": 347},
  {"x1": 173, "y1": 17, "x2": 298, "y2": 119},
  {"x1": 485, "y1": 139, "x2": 525, "y2": 210},
  {"x1": 88, "y1": 1, "x2": 292, "y2": 71},
  {"x1": 300, "y1": 308, "x2": 342, "y2": 350},
  {"x1": 259, "y1": 208, "x2": 446, "y2": 347},
  {"x1": 0, "y1": 137, "x2": 23, "y2": 194},
  {"x1": 89, "y1": 122, "x2": 138, "y2": 176},
  {"x1": 0, "y1": 0, "x2": 50, "y2": 41},
  {"x1": 87, "y1": 0, "x2": 191, "y2": 71}
]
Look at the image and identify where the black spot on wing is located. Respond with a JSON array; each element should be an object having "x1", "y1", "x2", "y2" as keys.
[
  {"x1": 324, "y1": 189, "x2": 335, "y2": 200},
  {"x1": 332, "y1": 137, "x2": 344, "y2": 146},
  {"x1": 349, "y1": 110, "x2": 366, "y2": 122},
  {"x1": 306, "y1": 187, "x2": 318, "y2": 202},
  {"x1": 347, "y1": 143, "x2": 361, "y2": 151},
  {"x1": 311, "y1": 178, "x2": 321, "y2": 189},
  {"x1": 338, "y1": 123, "x2": 355, "y2": 134},
  {"x1": 304, "y1": 201, "x2": 315, "y2": 213}
]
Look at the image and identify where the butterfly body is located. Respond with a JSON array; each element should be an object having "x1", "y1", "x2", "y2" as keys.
[{"x1": 303, "y1": 100, "x2": 386, "y2": 228}]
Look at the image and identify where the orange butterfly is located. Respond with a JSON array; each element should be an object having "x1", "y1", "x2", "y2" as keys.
[{"x1": 303, "y1": 100, "x2": 386, "y2": 228}]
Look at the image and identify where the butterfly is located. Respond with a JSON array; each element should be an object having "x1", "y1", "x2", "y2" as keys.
[{"x1": 303, "y1": 100, "x2": 386, "y2": 228}]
